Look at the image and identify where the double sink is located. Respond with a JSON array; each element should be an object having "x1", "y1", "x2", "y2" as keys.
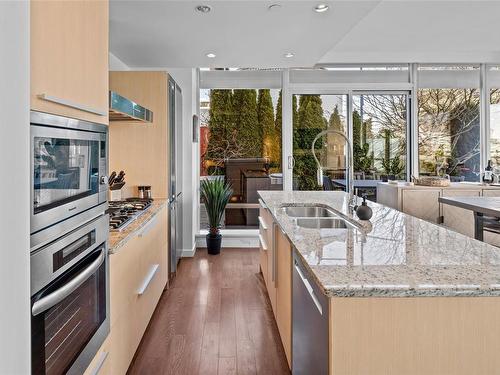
[{"x1": 282, "y1": 205, "x2": 355, "y2": 229}]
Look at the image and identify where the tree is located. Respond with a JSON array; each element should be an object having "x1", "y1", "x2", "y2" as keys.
[
  {"x1": 206, "y1": 89, "x2": 237, "y2": 171},
  {"x1": 294, "y1": 95, "x2": 326, "y2": 190},
  {"x1": 352, "y1": 110, "x2": 374, "y2": 174},
  {"x1": 233, "y1": 89, "x2": 261, "y2": 158},
  {"x1": 257, "y1": 89, "x2": 279, "y2": 169},
  {"x1": 274, "y1": 90, "x2": 283, "y2": 170}
]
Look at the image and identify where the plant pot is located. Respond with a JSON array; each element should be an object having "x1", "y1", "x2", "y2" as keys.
[{"x1": 206, "y1": 233, "x2": 222, "y2": 255}]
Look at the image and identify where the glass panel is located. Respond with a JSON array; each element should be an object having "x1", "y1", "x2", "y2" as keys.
[
  {"x1": 418, "y1": 89, "x2": 480, "y2": 181},
  {"x1": 292, "y1": 94, "x2": 348, "y2": 191},
  {"x1": 491, "y1": 89, "x2": 500, "y2": 165},
  {"x1": 352, "y1": 94, "x2": 408, "y2": 183},
  {"x1": 33, "y1": 138, "x2": 99, "y2": 213},
  {"x1": 199, "y1": 88, "x2": 282, "y2": 230},
  {"x1": 31, "y1": 250, "x2": 106, "y2": 375}
]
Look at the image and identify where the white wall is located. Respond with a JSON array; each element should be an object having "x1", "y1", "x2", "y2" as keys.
[
  {"x1": 0, "y1": 1, "x2": 31, "y2": 373},
  {"x1": 109, "y1": 52, "x2": 130, "y2": 71},
  {"x1": 167, "y1": 68, "x2": 197, "y2": 256}
]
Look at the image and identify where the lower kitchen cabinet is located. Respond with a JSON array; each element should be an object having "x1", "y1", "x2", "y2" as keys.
[
  {"x1": 85, "y1": 205, "x2": 168, "y2": 375},
  {"x1": 275, "y1": 226, "x2": 292, "y2": 367},
  {"x1": 259, "y1": 205, "x2": 292, "y2": 369}
]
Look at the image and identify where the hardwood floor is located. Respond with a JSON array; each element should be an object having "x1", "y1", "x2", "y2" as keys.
[{"x1": 128, "y1": 248, "x2": 291, "y2": 375}]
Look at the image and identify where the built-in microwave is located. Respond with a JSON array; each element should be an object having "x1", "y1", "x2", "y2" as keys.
[
  {"x1": 30, "y1": 111, "x2": 108, "y2": 249},
  {"x1": 31, "y1": 214, "x2": 109, "y2": 375}
]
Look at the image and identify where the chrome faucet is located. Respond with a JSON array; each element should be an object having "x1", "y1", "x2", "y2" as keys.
[{"x1": 311, "y1": 129, "x2": 356, "y2": 211}]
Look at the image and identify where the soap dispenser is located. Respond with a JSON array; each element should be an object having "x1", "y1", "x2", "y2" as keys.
[{"x1": 356, "y1": 195, "x2": 373, "y2": 221}]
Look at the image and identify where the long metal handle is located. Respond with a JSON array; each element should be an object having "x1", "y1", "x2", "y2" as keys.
[
  {"x1": 137, "y1": 264, "x2": 159, "y2": 295},
  {"x1": 295, "y1": 262, "x2": 323, "y2": 315},
  {"x1": 272, "y1": 223, "x2": 277, "y2": 283},
  {"x1": 38, "y1": 93, "x2": 107, "y2": 116},
  {"x1": 258, "y1": 216, "x2": 268, "y2": 230},
  {"x1": 259, "y1": 234, "x2": 268, "y2": 251},
  {"x1": 89, "y1": 351, "x2": 109, "y2": 375},
  {"x1": 32, "y1": 249, "x2": 105, "y2": 316}
]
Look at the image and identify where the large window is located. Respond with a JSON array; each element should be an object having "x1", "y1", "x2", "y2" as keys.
[
  {"x1": 490, "y1": 89, "x2": 500, "y2": 164},
  {"x1": 418, "y1": 88, "x2": 480, "y2": 181},
  {"x1": 417, "y1": 65, "x2": 481, "y2": 181},
  {"x1": 352, "y1": 94, "x2": 408, "y2": 181},
  {"x1": 199, "y1": 88, "x2": 282, "y2": 230},
  {"x1": 292, "y1": 94, "x2": 348, "y2": 191}
]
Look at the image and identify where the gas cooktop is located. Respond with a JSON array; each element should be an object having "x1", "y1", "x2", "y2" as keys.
[{"x1": 107, "y1": 198, "x2": 153, "y2": 231}]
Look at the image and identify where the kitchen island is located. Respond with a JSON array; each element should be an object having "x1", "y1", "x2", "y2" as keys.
[{"x1": 258, "y1": 190, "x2": 500, "y2": 375}]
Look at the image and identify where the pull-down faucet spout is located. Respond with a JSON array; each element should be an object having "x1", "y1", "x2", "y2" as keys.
[{"x1": 311, "y1": 129, "x2": 356, "y2": 211}]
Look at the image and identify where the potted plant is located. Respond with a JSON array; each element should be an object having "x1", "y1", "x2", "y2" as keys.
[{"x1": 200, "y1": 177, "x2": 233, "y2": 255}]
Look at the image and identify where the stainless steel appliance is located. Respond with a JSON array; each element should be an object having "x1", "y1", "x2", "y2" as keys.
[
  {"x1": 168, "y1": 78, "x2": 183, "y2": 275},
  {"x1": 107, "y1": 198, "x2": 153, "y2": 231},
  {"x1": 292, "y1": 253, "x2": 329, "y2": 375},
  {"x1": 30, "y1": 111, "x2": 108, "y2": 249},
  {"x1": 31, "y1": 214, "x2": 109, "y2": 375}
]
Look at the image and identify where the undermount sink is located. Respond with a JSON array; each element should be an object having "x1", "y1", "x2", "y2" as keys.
[
  {"x1": 295, "y1": 217, "x2": 349, "y2": 229},
  {"x1": 283, "y1": 206, "x2": 336, "y2": 218}
]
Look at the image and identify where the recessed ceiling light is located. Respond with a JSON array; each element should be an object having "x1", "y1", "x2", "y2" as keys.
[
  {"x1": 284, "y1": 52, "x2": 294, "y2": 58},
  {"x1": 196, "y1": 5, "x2": 212, "y2": 13},
  {"x1": 206, "y1": 53, "x2": 216, "y2": 58},
  {"x1": 314, "y1": 4, "x2": 329, "y2": 13},
  {"x1": 268, "y1": 3, "x2": 282, "y2": 11}
]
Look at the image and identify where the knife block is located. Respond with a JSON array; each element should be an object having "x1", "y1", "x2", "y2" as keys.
[{"x1": 110, "y1": 189, "x2": 122, "y2": 202}]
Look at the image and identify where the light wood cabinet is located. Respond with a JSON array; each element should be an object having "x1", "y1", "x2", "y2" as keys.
[
  {"x1": 402, "y1": 189, "x2": 441, "y2": 223},
  {"x1": 275, "y1": 227, "x2": 292, "y2": 367},
  {"x1": 441, "y1": 189, "x2": 481, "y2": 237},
  {"x1": 31, "y1": 0, "x2": 109, "y2": 124},
  {"x1": 258, "y1": 206, "x2": 271, "y2": 286},
  {"x1": 267, "y1": 216, "x2": 277, "y2": 317},
  {"x1": 97, "y1": 206, "x2": 168, "y2": 375}
]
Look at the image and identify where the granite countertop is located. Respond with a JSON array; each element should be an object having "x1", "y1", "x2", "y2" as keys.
[
  {"x1": 258, "y1": 191, "x2": 500, "y2": 298},
  {"x1": 109, "y1": 199, "x2": 167, "y2": 253}
]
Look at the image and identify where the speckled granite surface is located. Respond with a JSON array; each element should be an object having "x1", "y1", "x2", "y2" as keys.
[
  {"x1": 258, "y1": 191, "x2": 500, "y2": 298},
  {"x1": 109, "y1": 199, "x2": 167, "y2": 253}
]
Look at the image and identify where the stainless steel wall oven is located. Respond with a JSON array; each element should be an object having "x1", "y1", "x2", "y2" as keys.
[
  {"x1": 30, "y1": 214, "x2": 109, "y2": 375},
  {"x1": 30, "y1": 111, "x2": 108, "y2": 249}
]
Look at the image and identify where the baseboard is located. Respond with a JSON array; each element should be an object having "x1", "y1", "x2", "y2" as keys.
[
  {"x1": 181, "y1": 243, "x2": 196, "y2": 258},
  {"x1": 195, "y1": 230, "x2": 259, "y2": 248}
]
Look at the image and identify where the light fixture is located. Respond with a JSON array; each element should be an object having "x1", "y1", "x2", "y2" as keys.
[
  {"x1": 314, "y1": 4, "x2": 329, "y2": 12},
  {"x1": 268, "y1": 3, "x2": 282, "y2": 11},
  {"x1": 284, "y1": 52, "x2": 294, "y2": 58},
  {"x1": 206, "y1": 53, "x2": 216, "y2": 58},
  {"x1": 196, "y1": 5, "x2": 212, "y2": 13}
]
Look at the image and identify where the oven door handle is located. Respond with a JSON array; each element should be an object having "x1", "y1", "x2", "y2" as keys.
[{"x1": 32, "y1": 249, "x2": 106, "y2": 316}]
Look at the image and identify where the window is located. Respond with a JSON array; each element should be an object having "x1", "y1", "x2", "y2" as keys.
[
  {"x1": 352, "y1": 94, "x2": 408, "y2": 181},
  {"x1": 292, "y1": 94, "x2": 348, "y2": 191},
  {"x1": 418, "y1": 88, "x2": 480, "y2": 181},
  {"x1": 199, "y1": 88, "x2": 282, "y2": 230},
  {"x1": 490, "y1": 89, "x2": 500, "y2": 164},
  {"x1": 417, "y1": 65, "x2": 481, "y2": 182}
]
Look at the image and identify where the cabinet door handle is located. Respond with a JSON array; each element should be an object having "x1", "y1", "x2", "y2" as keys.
[
  {"x1": 137, "y1": 264, "x2": 160, "y2": 295},
  {"x1": 258, "y1": 216, "x2": 268, "y2": 230},
  {"x1": 38, "y1": 93, "x2": 107, "y2": 116},
  {"x1": 89, "y1": 351, "x2": 109, "y2": 375},
  {"x1": 295, "y1": 262, "x2": 323, "y2": 315},
  {"x1": 259, "y1": 234, "x2": 268, "y2": 251}
]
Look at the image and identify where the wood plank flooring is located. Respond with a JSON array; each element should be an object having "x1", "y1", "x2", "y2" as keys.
[{"x1": 128, "y1": 248, "x2": 290, "y2": 375}]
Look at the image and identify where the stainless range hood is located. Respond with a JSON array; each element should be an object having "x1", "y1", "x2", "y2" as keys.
[{"x1": 109, "y1": 91, "x2": 153, "y2": 123}]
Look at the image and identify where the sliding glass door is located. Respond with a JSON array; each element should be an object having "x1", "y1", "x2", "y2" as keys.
[{"x1": 289, "y1": 92, "x2": 409, "y2": 200}]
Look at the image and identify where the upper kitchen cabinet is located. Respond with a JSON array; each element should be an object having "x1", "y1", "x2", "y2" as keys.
[{"x1": 31, "y1": 0, "x2": 109, "y2": 124}]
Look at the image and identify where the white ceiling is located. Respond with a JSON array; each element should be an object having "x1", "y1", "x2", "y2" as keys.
[{"x1": 110, "y1": 0, "x2": 500, "y2": 69}]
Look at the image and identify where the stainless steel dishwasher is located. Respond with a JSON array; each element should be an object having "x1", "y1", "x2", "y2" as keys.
[{"x1": 292, "y1": 252, "x2": 329, "y2": 375}]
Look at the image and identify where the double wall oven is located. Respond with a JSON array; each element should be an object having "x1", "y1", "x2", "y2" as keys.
[
  {"x1": 31, "y1": 111, "x2": 108, "y2": 249},
  {"x1": 30, "y1": 111, "x2": 109, "y2": 375}
]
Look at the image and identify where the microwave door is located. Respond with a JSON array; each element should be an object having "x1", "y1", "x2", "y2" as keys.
[{"x1": 31, "y1": 125, "x2": 106, "y2": 235}]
